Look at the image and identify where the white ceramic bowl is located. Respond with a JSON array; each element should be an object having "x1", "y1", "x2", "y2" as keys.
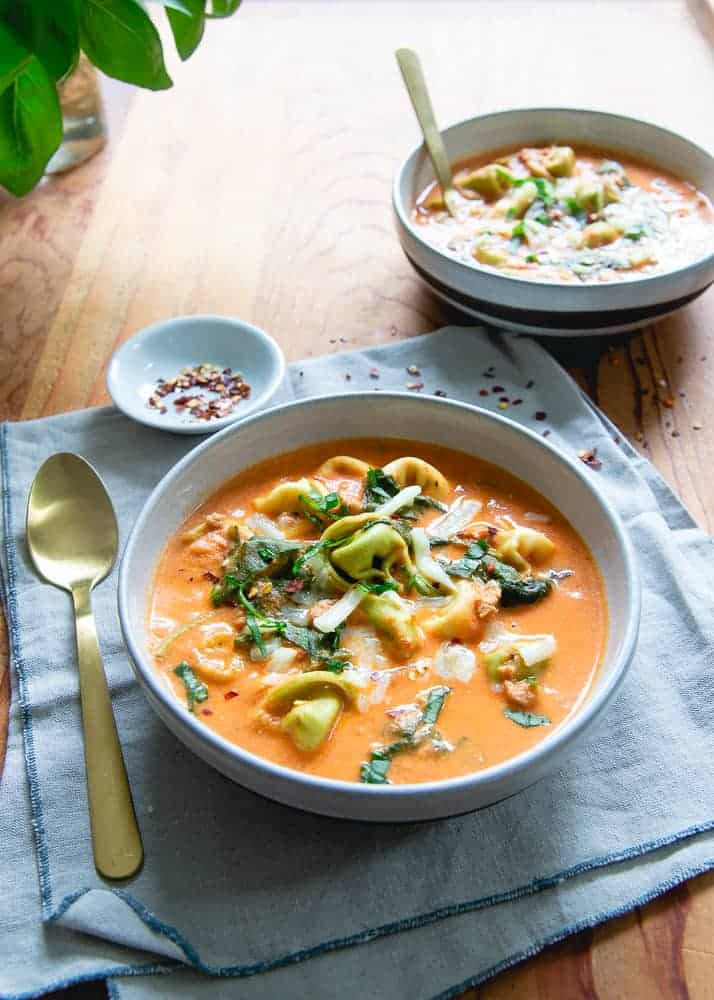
[
  {"x1": 106, "y1": 314, "x2": 285, "y2": 434},
  {"x1": 393, "y1": 108, "x2": 714, "y2": 336},
  {"x1": 119, "y1": 393, "x2": 640, "y2": 821}
]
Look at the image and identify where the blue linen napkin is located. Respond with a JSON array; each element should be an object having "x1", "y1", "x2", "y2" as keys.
[{"x1": 1, "y1": 327, "x2": 713, "y2": 1000}]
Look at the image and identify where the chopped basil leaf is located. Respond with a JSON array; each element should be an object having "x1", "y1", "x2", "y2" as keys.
[
  {"x1": 421, "y1": 685, "x2": 450, "y2": 726},
  {"x1": 360, "y1": 753, "x2": 392, "y2": 784},
  {"x1": 625, "y1": 225, "x2": 646, "y2": 241},
  {"x1": 359, "y1": 687, "x2": 451, "y2": 783},
  {"x1": 513, "y1": 176, "x2": 554, "y2": 207},
  {"x1": 535, "y1": 213, "x2": 552, "y2": 226},
  {"x1": 357, "y1": 580, "x2": 399, "y2": 595},
  {"x1": 511, "y1": 220, "x2": 526, "y2": 241},
  {"x1": 526, "y1": 253, "x2": 539, "y2": 263},
  {"x1": 504, "y1": 709, "x2": 551, "y2": 727},
  {"x1": 174, "y1": 661, "x2": 209, "y2": 712},
  {"x1": 299, "y1": 489, "x2": 349, "y2": 521},
  {"x1": 363, "y1": 467, "x2": 401, "y2": 509},
  {"x1": 441, "y1": 542, "x2": 551, "y2": 606},
  {"x1": 246, "y1": 614, "x2": 268, "y2": 658}
]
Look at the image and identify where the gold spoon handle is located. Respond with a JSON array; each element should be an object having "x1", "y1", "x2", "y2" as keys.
[
  {"x1": 395, "y1": 47, "x2": 457, "y2": 215},
  {"x1": 72, "y1": 583, "x2": 143, "y2": 879}
]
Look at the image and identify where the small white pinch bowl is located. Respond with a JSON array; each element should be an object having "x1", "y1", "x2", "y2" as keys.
[
  {"x1": 119, "y1": 393, "x2": 641, "y2": 822},
  {"x1": 106, "y1": 314, "x2": 286, "y2": 435}
]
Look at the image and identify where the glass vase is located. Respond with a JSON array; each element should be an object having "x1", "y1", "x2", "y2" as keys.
[{"x1": 45, "y1": 54, "x2": 107, "y2": 175}]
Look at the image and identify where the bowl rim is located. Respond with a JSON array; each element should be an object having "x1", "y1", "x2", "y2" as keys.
[
  {"x1": 118, "y1": 391, "x2": 641, "y2": 802},
  {"x1": 105, "y1": 313, "x2": 287, "y2": 435},
  {"x1": 392, "y1": 105, "x2": 714, "y2": 293}
]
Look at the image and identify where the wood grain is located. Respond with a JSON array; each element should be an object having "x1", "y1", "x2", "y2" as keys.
[{"x1": 2, "y1": 2, "x2": 713, "y2": 998}]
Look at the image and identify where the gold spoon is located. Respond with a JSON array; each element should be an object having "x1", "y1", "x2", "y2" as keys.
[
  {"x1": 26, "y1": 453, "x2": 143, "y2": 880},
  {"x1": 395, "y1": 47, "x2": 459, "y2": 217}
]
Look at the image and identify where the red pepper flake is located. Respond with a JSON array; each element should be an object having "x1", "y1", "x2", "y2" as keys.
[
  {"x1": 224, "y1": 690, "x2": 239, "y2": 701},
  {"x1": 511, "y1": 398, "x2": 523, "y2": 406},
  {"x1": 578, "y1": 447, "x2": 602, "y2": 471},
  {"x1": 434, "y1": 389, "x2": 447, "y2": 397},
  {"x1": 479, "y1": 388, "x2": 490, "y2": 397},
  {"x1": 406, "y1": 381, "x2": 424, "y2": 391},
  {"x1": 285, "y1": 579, "x2": 305, "y2": 593},
  {"x1": 147, "y1": 362, "x2": 251, "y2": 422},
  {"x1": 661, "y1": 394, "x2": 675, "y2": 408},
  {"x1": 203, "y1": 571, "x2": 219, "y2": 583},
  {"x1": 671, "y1": 429, "x2": 680, "y2": 438},
  {"x1": 202, "y1": 708, "x2": 214, "y2": 716},
  {"x1": 486, "y1": 562, "x2": 495, "y2": 574},
  {"x1": 492, "y1": 385, "x2": 505, "y2": 393},
  {"x1": 542, "y1": 429, "x2": 551, "y2": 438},
  {"x1": 345, "y1": 373, "x2": 352, "y2": 381},
  {"x1": 534, "y1": 411, "x2": 547, "y2": 421},
  {"x1": 369, "y1": 368, "x2": 380, "y2": 379},
  {"x1": 406, "y1": 365, "x2": 421, "y2": 376}
]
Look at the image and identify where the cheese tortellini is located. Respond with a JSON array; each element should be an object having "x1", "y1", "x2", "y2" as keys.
[{"x1": 382, "y1": 457, "x2": 450, "y2": 500}]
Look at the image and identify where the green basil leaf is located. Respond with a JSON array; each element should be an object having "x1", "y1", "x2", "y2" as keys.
[
  {"x1": 0, "y1": 23, "x2": 32, "y2": 95},
  {"x1": 174, "y1": 661, "x2": 209, "y2": 711},
  {"x1": 421, "y1": 685, "x2": 450, "y2": 726},
  {"x1": 80, "y1": 0, "x2": 172, "y2": 90},
  {"x1": 2, "y1": 0, "x2": 80, "y2": 82},
  {"x1": 504, "y1": 709, "x2": 551, "y2": 728},
  {"x1": 206, "y1": 0, "x2": 241, "y2": 16},
  {"x1": 0, "y1": 55, "x2": 62, "y2": 196},
  {"x1": 360, "y1": 753, "x2": 391, "y2": 784},
  {"x1": 166, "y1": 0, "x2": 205, "y2": 59}
]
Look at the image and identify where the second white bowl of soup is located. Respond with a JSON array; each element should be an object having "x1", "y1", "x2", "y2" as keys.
[
  {"x1": 119, "y1": 393, "x2": 640, "y2": 821},
  {"x1": 393, "y1": 108, "x2": 714, "y2": 335}
]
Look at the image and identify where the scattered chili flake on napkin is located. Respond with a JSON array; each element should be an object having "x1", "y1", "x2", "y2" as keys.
[{"x1": 147, "y1": 363, "x2": 251, "y2": 422}]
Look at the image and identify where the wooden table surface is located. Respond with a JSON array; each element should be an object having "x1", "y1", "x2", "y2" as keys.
[{"x1": 1, "y1": 2, "x2": 713, "y2": 997}]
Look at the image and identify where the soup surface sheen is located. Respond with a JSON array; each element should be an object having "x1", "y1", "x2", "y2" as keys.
[
  {"x1": 150, "y1": 440, "x2": 607, "y2": 785},
  {"x1": 413, "y1": 144, "x2": 714, "y2": 283}
]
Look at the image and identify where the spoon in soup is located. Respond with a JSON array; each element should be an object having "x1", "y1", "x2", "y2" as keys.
[
  {"x1": 26, "y1": 453, "x2": 143, "y2": 880},
  {"x1": 395, "y1": 47, "x2": 458, "y2": 218}
]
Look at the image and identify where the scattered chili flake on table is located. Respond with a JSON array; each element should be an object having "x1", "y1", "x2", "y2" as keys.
[
  {"x1": 369, "y1": 368, "x2": 380, "y2": 379},
  {"x1": 534, "y1": 411, "x2": 547, "y2": 421},
  {"x1": 578, "y1": 447, "x2": 602, "y2": 471},
  {"x1": 492, "y1": 385, "x2": 505, "y2": 393},
  {"x1": 434, "y1": 389, "x2": 447, "y2": 397},
  {"x1": 479, "y1": 388, "x2": 489, "y2": 397},
  {"x1": 224, "y1": 691, "x2": 239, "y2": 701},
  {"x1": 406, "y1": 381, "x2": 424, "y2": 391},
  {"x1": 147, "y1": 363, "x2": 250, "y2": 422}
]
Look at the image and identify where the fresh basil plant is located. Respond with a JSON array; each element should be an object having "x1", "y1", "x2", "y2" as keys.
[{"x1": 0, "y1": 0, "x2": 241, "y2": 197}]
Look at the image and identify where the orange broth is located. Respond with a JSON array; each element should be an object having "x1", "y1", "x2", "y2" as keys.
[{"x1": 149, "y1": 440, "x2": 607, "y2": 784}]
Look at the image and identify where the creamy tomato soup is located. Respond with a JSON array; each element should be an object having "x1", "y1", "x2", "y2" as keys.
[
  {"x1": 413, "y1": 144, "x2": 714, "y2": 283},
  {"x1": 149, "y1": 440, "x2": 607, "y2": 785}
]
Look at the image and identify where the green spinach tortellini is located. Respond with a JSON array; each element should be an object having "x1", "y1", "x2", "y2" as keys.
[
  {"x1": 362, "y1": 591, "x2": 423, "y2": 658},
  {"x1": 382, "y1": 457, "x2": 450, "y2": 500}
]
